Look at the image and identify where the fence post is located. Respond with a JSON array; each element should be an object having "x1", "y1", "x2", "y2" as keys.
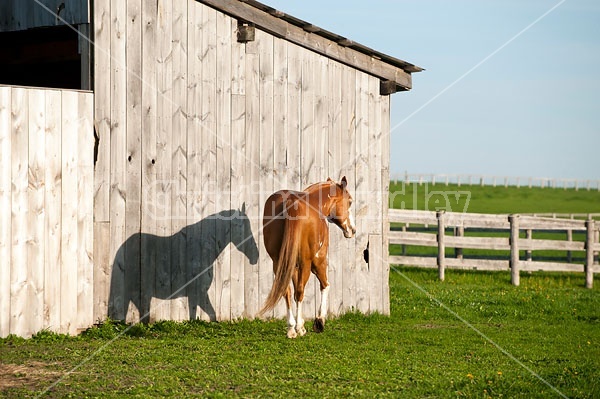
[
  {"x1": 509, "y1": 215, "x2": 520, "y2": 286},
  {"x1": 566, "y1": 229, "x2": 573, "y2": 263},
  {"x1": 437, "y1": 210, "x2": 446, "y2": 281},
  {"x1": 585, "y1": 219, "x2": 595, "y2": 289},
  {"x1": 401, "y1": 225, "x2": 407, "y2": 256},
  {"x1": 455, "y1": 225, "x2": 464, "y2": 260},
  {"x1": 526, "y1": 229, "x2": 532, "y2": 262}
]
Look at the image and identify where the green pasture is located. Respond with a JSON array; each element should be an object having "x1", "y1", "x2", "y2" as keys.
[
  {"x1": 389, "y1": 181, "x2": 600, "y2": 214},
  {"x1": 1, "y1": 268, "x2": 599, "y2": 398},
  {"x1": 2, "y1": 183, "x2": 599, "y2": 398}
]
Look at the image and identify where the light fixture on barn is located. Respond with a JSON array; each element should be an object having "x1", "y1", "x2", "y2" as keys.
[{"x1": 237, "y1": 20, "x2": 256, "y2": 43}]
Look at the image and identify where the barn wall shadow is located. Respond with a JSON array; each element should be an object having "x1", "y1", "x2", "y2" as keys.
[{"x1": 108, "y1": 204, "x2": 259, "y2": 323}]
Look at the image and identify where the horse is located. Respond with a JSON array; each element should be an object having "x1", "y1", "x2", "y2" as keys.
[
  {"x1": 260, "y1": 176, "x2": 356, "y2": 338},
  {"x1": 109, "y1": 204, "x2": 259, "y2": 323}
]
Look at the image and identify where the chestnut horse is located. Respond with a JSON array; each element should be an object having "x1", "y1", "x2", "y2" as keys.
[{"x1": 260, "y1": 177, "x2": 356, "y2": 338}]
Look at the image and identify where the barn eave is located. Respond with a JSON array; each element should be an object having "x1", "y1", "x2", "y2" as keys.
[{"x1": 198, "y1": 0, "x2": 423, "y2": 94}]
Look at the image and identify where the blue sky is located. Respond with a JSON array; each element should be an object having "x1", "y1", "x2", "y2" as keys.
[{"x1": 261, "y1": 0, "x2": 600, "y2": 181}]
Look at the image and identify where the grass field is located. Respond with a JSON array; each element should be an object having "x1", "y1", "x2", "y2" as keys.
[
  {"x1": 2, "y1": 183, "x2": 599, "y2": 398},
  {"x1": 389, "y1": 182, "x2": 600, "y2": 214},
  {"x1": 1, "y1": 268, "x2": 599, "y2": 398}
]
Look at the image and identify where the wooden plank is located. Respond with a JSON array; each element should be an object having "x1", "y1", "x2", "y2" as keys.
[
  {"x1": 586, "y1": 220, "x2": 594, "y2": 288},
  {"x1": 43, "y1": 90, "x2": 61, "y2": 332},
  {"x1": 27, "y1": 89, "x2": 46, "y2": 335},
  {"x1": 390, "y1": 256, "x2": 510, "y2": 272},
  {"x1": 140, "y1": 0, "x2": 158, "y2": 323},
  {"x1": 518, "y1": 238, "x2": 585, "y2": 252},
  {"x1": 326, "y1": 60, "x2": 343, "y2": 316},
  {"x1": 93, "y1": 222, "x2": 111, "y2": 322},
  {"x1": 170, "y1": 0, "x2": 189, "y2": 322},
  {"x1": 437, "y1": 211, "x2": 446, "y2": 281},
  {"x1": 272, "y1": 37, "x2": 287, "y2": 189},
  {"x1": 215, "y1": 11, "x2": 232, "y2": 321},
  {"x1": 445, "y1": 213, "x2": 510, "y2": 229},
  {"x1": 79, "y1": 24, "x2": 92, "y2": 90},
  {"x1": 93, "y1": 0, "x2": 111, "y2": 224},
  {"x1": 286, "y1": 42, "x2": 301, "y2": 189},
  {"x1": 257, "y1": 29, "x2": 276, "y2": 319},
  {"x1": 389, "y1": 256, "x2": 437, "y2": 268},
  {"x1": 244, "y1": 38, "x2": 260, "y2": 318},
  {"x1": 271, "y1": 36, "x2": 287, "y2": 319},
  {"x1": 314, "y1": 53, "x2": 329, "y2": 315},
  {"x1": 230, "y1": 92, "x2": 246, "y2": 320},
  {"x1": 445, "y1": 258, "x2": 509, "y2": 271},
  {"x1": 186, "y1": 0, "x2": 203, "y2": 322},
  {"x1": 124, "y1": 0, "x2": 142, "y2": 324},
  {"x1": 380, "y1": 90, "x2": 391, "y2": 315},
  {"x1": 0, "y1": 86, "x2": 11, "y2": 337},
  {"x1": 521, "y1": 261, "x2": 586, "y2": 273},
  {"x1": 61, "y1": 90, "x2": 79, "y2": 335},
  {"x1": 77, "y1": 92, "x2": 94, "y2": 331},
  {"x1": 154, "y1": 0, "x2": 173, "y2": 322},
  {"x1": 0, "y1": 1, "x2": 13, "y2": 32},
  {"x1": 509, "y1": 215, "x2": 520, "y2": 286},
  {"x1": 92, "y1": 0, "x2": 111, "y2": 323},
  {"x1": 341, "y1": 65, "x2": 356, "y2": 313},
  {"x1": 519, "y1": 216, "x2": 586, "y2": 231},
  {"x1": 198, "y1": 0, "x2": 413, "y2": 89},
  {"x1": 354, "y1": 71, "x2": 370, "y2": 313},
  {"x1": 198, "y1": 5, "x2": 217, "y2": 321},
  {"x1": 10, "y1": 87, "x2": 29, "y2": 337},
  {"x1": 368, "y1": 234, "x2": 383, "y2": 314},
  {"x1": 300, "y1": 49, "x2": 317, "y2": 317},
  {"x1": 110, "y1": 0, "x2": 128, "y2": 322},
  {"x1": 368, "y1": 76, "x2": 383, "y2": 312},
  {"x1": 445, "y1": 235, "x2": 510, "y2": 251},
  {"x1": 388, "y1": 209, "x2": 437, "y2": 225},
  {"x1": 388, "y1": 231, "x2": 438, "y2": 246}
]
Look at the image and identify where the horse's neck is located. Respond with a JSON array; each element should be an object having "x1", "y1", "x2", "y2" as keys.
[{"x1": 305, "y1": 182, "x2": 335, "y2": 218}]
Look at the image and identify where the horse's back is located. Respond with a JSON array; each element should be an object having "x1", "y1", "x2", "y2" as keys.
[{"x1": 263, "y1": 190, "x2": 301, "y2": 263}]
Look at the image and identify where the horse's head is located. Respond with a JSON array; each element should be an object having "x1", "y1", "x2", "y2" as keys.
[
  {"x1": 327, "y1": 176, "x2": 356, "y2": 238},
  {"x1": 231, "y1": 203, "x2": 260, "y2": 264}
]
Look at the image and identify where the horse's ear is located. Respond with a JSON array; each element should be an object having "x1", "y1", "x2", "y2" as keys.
[
  {"x1": 240, "y1": 202, "x2": 246, "y2": 215},
  {"x1": 327, "y1": 177, "x2": 333, "y2": 182},
  {"x1": 341, "y1": 176, "x2": 347, "y2": 189}
]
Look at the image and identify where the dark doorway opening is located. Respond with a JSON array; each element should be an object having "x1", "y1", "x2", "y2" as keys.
[{"x1": 0, "y1": 25, "x2": 88, "y2": 90}]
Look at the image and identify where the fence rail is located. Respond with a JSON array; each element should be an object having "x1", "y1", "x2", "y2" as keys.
[
  {"x1": 392, "y1": 173, "x2": 600, "y2": 191},
  {"x1": 389, "y1": 209, "x2": 600, "y2": 288}
]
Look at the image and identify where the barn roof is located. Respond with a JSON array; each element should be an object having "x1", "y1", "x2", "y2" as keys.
[{"x1": 199, "y1": 0, "x2": 423, "y2": 94}]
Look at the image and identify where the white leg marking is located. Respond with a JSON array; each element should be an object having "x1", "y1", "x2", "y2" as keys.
[
  {"x1": 295, "y1": 300, "x2": 306, "y2": 336},
  {"x1": 318, "y1": 286, "x2": 330, "y2": 319},
  {"x1": 286, "y1": 307, "x2": 297, "y2": 338}
]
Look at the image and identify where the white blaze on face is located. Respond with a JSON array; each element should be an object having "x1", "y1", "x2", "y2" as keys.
[
  {"x1": 341, "y1": 207, "x2": 356, "y2": 238},
  {"x1": 348, "y1": 210, "x2": 356, "y2": 234}
]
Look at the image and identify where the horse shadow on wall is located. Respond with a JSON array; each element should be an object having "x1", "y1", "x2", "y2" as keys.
[{"x1": 108, "y1": 204, "x2": 259, "y2": 323}]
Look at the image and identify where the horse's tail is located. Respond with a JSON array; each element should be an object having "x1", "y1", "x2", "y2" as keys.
[{"x1": 259, "y1": 205, "x2": 301, "y2": 316}]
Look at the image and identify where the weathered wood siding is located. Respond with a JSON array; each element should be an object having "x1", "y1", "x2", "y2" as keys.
[
  {"x1": 0, "y1": 85, "x2": 94, "y2": 338},
  {"x1": 93, "y1": 0, "x2": 390, "y2": 323},
  {"x1": 0, "y1": 0, "x2": 89, "y2": 32}
]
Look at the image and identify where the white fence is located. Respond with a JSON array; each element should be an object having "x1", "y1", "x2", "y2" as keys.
[
  {"x1": 389, "y1": 209, "x2": 600, "y2": 288},
  {"x1": 392, "y1": 173, "x2": 600, "y2": 191}
]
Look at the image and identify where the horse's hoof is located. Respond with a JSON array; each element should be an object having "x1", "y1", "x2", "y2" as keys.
[
  {"x1": 287, "y1": 328, "x2": 297, "y2": 339},
  {"x1": 296, "y1": 325, "x2": 307, "y2": 336},
  {"x1": 313, "y1": 318, "x2": 325, "y2": 333}
]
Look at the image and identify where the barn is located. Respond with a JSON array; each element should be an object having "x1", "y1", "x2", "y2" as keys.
[{"x1": 0, "y1": 0, "x2": 422, "y2": 337}]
